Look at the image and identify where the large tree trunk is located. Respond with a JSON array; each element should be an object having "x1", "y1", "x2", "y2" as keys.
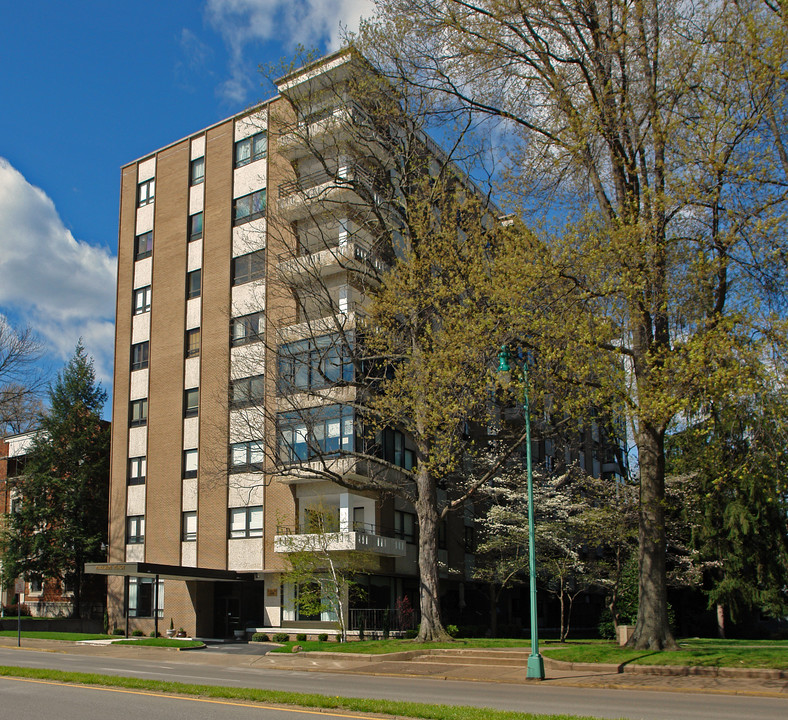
[
  {"x1": 716, "y1": 604, "x2": 726, "y2": 639},
  {"x1": 628, "y1": 424, "x2": 677, "y2": 650},
  {"x1": 415, "y1": 466, "x2": 451, "y2": 641},
  {"x1": 489, "y1": 583, "x2": 498, "y2": 638}
]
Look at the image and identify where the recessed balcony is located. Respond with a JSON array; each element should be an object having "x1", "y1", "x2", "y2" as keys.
[
  {"x1": 277, "y1": 166, "x2": 377, "y2": 220},
  {"x1": 276, "y1": 240, "x2": 388, "y2": 283}
]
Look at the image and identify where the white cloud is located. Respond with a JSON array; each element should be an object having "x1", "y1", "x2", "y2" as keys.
[
  {"x1": 0, "y1": 158, "x2": 116, "y2": 385},
  {"x1": 205, "y1": 0, "x2": 374, "y2": 103}
]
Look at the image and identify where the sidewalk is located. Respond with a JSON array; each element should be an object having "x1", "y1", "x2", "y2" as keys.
[{"x1": 1, "y1": 636, "x2": 786, "y2": 698}]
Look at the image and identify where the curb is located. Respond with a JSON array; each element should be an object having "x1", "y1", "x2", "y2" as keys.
[{"x1": 543, "y1": 655, "x2": 787, "y2": 680}]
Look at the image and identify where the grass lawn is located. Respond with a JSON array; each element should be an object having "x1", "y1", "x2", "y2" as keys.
[
  {"x1": 0, "y1": 665, "x2": 602, "y2": 720},
  {"x1": 112, "y1": 638, "x2": 203, "y2": 648},
  {"x1": 540, "y1": 640, "x2": 788, "y2": 670},
  {"x1": 266, "y1": 637, "x2": 534, "y2": 654},
  {"x1": 265, "y1": 636, "x2": 787, "y2": 670},
  {"x1": 0, "y1": 631, "x2": 113, "y2": 641}
]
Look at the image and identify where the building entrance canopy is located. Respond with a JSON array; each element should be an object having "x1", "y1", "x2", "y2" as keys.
[{"x1": 84, "y1": 562, "x2": 252, "y2": 583}]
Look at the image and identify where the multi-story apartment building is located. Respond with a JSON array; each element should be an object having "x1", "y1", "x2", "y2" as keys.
[
  {"x1": 91, "y1": 50, "x2": 488, "y2": 638},
  {"x1": 92, "y1": 48, "x2": 627, "y2": 639}
]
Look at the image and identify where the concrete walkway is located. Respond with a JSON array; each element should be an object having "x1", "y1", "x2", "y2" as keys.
[{"x1": 1, "y1": 636, "x2": 786, "y2": 699}]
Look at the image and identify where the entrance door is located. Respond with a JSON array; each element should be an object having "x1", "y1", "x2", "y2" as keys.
[{"x1": 215, "y1": 596, "x2": 240, "y2": 637}]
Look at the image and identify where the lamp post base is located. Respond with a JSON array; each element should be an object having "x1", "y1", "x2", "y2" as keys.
[{"x1": 526, "y1": 653, "x2": 545, "y2": 680}]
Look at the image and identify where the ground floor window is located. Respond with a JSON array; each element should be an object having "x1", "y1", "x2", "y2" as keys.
[
  {"x1": 281, "y1": 581, "x2": 337, "y2": 623},
  {"x1": 128, "y1": 577, "x2": 164, "y2": 618}
]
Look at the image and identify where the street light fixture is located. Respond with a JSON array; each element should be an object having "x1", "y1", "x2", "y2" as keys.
[{"x1": 498, "y1": 345, "x2": 545, "y2": 680}]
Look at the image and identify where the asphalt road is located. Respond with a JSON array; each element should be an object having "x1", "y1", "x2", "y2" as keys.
[
  {"x1": 0, "y1": 646, "x2": 785, "y2": 720},
  {"x1": 0, "y1": 674, "x2": 372, "y2": 720}
]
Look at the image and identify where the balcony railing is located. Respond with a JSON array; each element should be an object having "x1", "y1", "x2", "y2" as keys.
[
  {"x1": 273, "y1": 522, "x2": 407, "y2": 557},
  {"x1": 278, "y1": 165, "x2": 376, "y2": 198}
]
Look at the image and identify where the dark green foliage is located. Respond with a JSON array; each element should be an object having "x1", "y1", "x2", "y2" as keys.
[
  {"x1": 318, "y1": 633, "x2": 328, "y2": 642},
  {"x1": 132, "y1": 630, "x2": 144, "y2": 637},
  {"x1": 296, "y1": 633, "x2": 307, "y2": 641},
  {"x1": 251, "y1": 633, "x2": 270, "y2": 642},
  {"x1": 666, "y1": 392, "x2": 788, "y2": 625},
  {"x1": 112, "y1": 628, "x2": 125, "y2": 636},
  {"x1": 0, "y1": 342, "x2": 109, "y2": 618},
  {"x1": 273, "y1": 633, "x2": 289, "y2": 643}
]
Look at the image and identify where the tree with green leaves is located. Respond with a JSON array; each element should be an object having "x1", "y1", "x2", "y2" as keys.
[
  {"x1": 277, "y1": 501, "x2": 375, "y2": 641},
  {"x1": 666, "y1": 389, "x2": 788, "y2": 637},
  {"x1": 1, "y1": 342, "x2": 109, "y2": 618},
  {"x1": 359, "y1": 0, "x2": 788, "y2": 649}
]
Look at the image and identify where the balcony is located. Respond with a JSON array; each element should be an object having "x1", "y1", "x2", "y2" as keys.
[
  {"x1": 276, "y1": 240, "x2": 388, "y2": 284},
  {"x1": 274, "y1": 522, "x2": 406, "y2": 557},
  {"x1": 277, "y1": 104, "x2": 373, "y2": 160},
  {"x1": 277, "y1": 166, "x2": 378, "y2": 220}
]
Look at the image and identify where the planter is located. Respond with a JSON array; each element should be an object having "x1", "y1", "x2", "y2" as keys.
[
  {"x1": 234, "y1": 629, "x2": 246, "y2": 640},
  {"x1": 165, "y1": 629, "x2": 176, "y2": 638}
]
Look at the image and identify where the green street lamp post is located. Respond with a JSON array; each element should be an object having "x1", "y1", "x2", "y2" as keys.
[{"x1": 498, "y1": 345, "x2": 545, "y2": 680}]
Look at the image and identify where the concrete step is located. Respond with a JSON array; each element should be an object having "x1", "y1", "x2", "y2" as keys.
[{"x1": 409, "y1": 650, "x2": 531, "y2": 667}]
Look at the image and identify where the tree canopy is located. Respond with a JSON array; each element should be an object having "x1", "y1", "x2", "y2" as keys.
[
  {"x1": 1, "y1": 341, "x2": 109, "y2": 617},
  {"x1": 358, "y1": 0, "x2": 788, "y2": 648}
]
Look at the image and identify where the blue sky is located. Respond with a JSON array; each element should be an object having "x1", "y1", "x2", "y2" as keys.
[{"x1": 0, "y1": 0, "x2": 373, "y2": 409}]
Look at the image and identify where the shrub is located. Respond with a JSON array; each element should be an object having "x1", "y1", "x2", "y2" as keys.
[
  {"x1": 131, "y1": 630, "x2": 144, "y2": 637},
  {"x1": 150, "y1": 630, "x2": 161, "y2": 637},
  {"x1": 446, "y1": 624, "x2": 459, "y2": 638},
  {"x1": 112, "y1": 628, "x2": 125, "y2": 636},
  {"x1": 296, "y1": 633, "x2": 307, "y2": 641},
  {"x1": 273, "y1": 633, "x2": 289, "y2": 643},
  {"x1": 318, "y1": 633, "x2": 328, "y2": 642},
  {"x1": 404, "y1": 629, "x2": 418, "y2": 639},
  {"x1": 2, "y1": 603, "x2": 31, "y2": 617},
  {"x1": 251, "y1": 632, "x2": 270, "y2": 642}
]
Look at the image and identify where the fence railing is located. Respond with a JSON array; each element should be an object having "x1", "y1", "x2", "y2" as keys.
[{"x1": 349, "y1": 607, "x2": 418, "y2": 632}]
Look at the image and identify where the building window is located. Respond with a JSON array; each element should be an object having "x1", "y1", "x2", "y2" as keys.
[
  {"x1": 278, "y1": 405, "x2": 355, "y2": 464},
  {"x1": 464, "y1": 525, "x2": 476, "y2": 552},
  {"x1": 231, "y1": 250, "x2": 265, "y2": 285},
  {"x1": 278, "y1": 333, "x2": 353, "y2": 393},
  {"x1": 188, "y1": 211, "x2": 203, "y2": 241},
  {"x1": 131, "y1": 341, "x2": 149, "y2": 371},
  {"x1": 133, "y1": 286, "x2": 151, "y2": 315},
  {"x1": 438, "y1": 520, "x2": 447, "y2": 550},
  {"x1": 184, "y1": 388, "x2": 199, "y2": 418},
  {"x1": 233, "y1": 189, "x2": 266, "y2": 226},
  {"x1": 128, "y1": 577, "x2": 163, "y2": 618},
  {"x1": 231, "y1": 311, "x2": 264, "y2": 346},
  {"x1": 129, "y1": 398, "x2": 148, "y2": 427},
  {"x1": 231, "y1": 374, "x2": 264, "y2": 408},
  {"x1": 30, "y1": 577, "x2": 44, "y2": 593},
  {"x1": 185, "y1": 328, "x2": 201, "y2": 358},
  {"x1": 128, "y1": 456, "x2": 146, "y2": 485},
  {"x1": 229, "y1": 506, "x2": 263, "y2": 538},
  {"x1": 190, "y1": 156, "x2": 205, "y2": 185},
  {"x1": 134, "y1": 231, "x2": 153, "y2": 261},
  {"x1": 394, "y1": 510, "x2": 417, "y2": 544},
  {"x1": 229, "y1": 440, "x2": 265, "y2": 472},
  {"x1": 126, "y1": 515, "x2": 145, "y2": 544},
  {"x1": 187, "y1": 269, "x2": 201, "y2": 299},
  {"x1": 182, "y1": 511, "x2": 197, "y2": 542},
  {"x1": 235, "y1": 131, "x2": 267, "y2": 168},
  {"x1": 183, "y1": 449, "x2": 198, "y2": 479},
  {"x1": 137, "y1": 178, "x2": 155, "y2": 207},
  {"x1": 378, "y1": 428, "x2": 415, "y2": 470}
]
